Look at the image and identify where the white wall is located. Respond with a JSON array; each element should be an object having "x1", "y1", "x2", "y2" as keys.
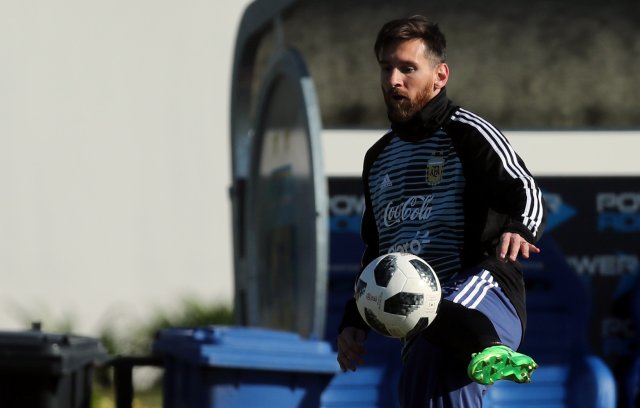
[{"x1": 0, "y1": 0, "x2": 252, "y2": 335}]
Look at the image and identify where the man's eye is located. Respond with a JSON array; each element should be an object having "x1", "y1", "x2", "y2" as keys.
[{"x1": 401, "y1": 66, "x2": 416, "y2": 74}]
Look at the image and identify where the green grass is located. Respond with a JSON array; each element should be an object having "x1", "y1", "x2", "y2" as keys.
[
  {"x1": 93, "y1": 383, "x2": 162, "y2": 408},
  {"x1": 98, "y1": 298, "x2": 234, "y2": 356}
]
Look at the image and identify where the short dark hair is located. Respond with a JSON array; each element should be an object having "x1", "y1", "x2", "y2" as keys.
[{"x1": 374, "y1": 15, "x2": 447, "y2": 63}]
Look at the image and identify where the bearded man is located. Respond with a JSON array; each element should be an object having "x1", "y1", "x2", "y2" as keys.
[{"x1": 336, "y1": 15, "x2": 547, "y2": 408}]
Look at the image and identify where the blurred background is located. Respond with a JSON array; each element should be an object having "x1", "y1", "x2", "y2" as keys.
[
  {"x1": 0, "y1": 0, "x2": 252, "y2": 334},
  {"x1": 258, "y1": 0, "x2": 639, "y2": 129}
]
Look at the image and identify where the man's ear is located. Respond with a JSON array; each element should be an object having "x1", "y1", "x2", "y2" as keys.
[{"x1": 434, "y1": 63, "x2": 449, "y2": 90}]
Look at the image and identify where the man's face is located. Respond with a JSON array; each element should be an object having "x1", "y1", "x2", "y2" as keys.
[{"x1": 379, "y1": 38, "x2": 447, "y2": 123}]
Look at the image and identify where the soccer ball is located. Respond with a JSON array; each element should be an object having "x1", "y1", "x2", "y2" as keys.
[{"x1": 355, "y1": 252, "x2": 441, "y2": 338}]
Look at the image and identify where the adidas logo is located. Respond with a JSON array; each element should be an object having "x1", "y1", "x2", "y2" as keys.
[{"x1": 380, "y1": 174, "x2": 393, "y2": 190}]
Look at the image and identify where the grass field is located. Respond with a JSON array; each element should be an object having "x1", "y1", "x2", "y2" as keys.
[{"x1": 93, "y1": 383, "x2": 163, "y2": 408}]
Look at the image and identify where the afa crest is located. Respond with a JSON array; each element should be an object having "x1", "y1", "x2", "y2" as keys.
[{"x1": 426, "y1": 154, "x2": 445, "y2": 185}]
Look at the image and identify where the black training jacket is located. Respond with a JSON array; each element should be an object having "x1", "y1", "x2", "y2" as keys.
[{"x1": 339, "y1": 88, "x2": 547, "y2": 335}]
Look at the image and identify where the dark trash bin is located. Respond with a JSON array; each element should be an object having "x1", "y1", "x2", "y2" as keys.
[
  {"x1": 153, "y1": 326, "x2": 340, "y2": 408},
  {"x1": 0, "y1": 326, "x2": 109, "y2": 408}
]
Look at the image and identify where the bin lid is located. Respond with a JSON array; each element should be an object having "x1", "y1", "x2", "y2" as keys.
[
  {"x1": 153, "y1": 326, "x2": 339, "y2": 374},
  {"x1": 0, "y1": 328, "x2": 109, "y2": 374}
]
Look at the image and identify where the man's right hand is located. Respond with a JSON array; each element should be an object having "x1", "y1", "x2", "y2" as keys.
[{"x1": 337, "y1": 326, "x2": 367, "y2": 372}]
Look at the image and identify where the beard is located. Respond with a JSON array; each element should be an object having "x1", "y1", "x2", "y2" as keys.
[{"x1": 384, "y1": 86, "x2": 432, "y2": 123}]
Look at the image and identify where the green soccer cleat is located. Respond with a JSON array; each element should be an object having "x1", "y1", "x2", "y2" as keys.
[{"x1": 467, "y1": 345, "x2": 538, "y2": 385}]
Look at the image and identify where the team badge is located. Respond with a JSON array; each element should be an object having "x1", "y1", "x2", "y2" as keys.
[{"x1": 426, "y1": 154, "x2": 445, "y2": 185}]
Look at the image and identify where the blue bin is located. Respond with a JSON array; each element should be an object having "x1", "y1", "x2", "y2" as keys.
[{"x1": 153, "y1": 326, "x2": 340, "y2": 408}]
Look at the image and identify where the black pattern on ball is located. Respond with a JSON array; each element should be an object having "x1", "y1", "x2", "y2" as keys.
[
  {"x1": 384, "y1": 292, "x2": 424, "y2": 315},
  {"x1": 364, "y1": 308, "x2": 391, "y2": 336},
  {"x1": 374, "y1": 255, "x2": 396, "y2": 287},
  {"x1": 409, "y1": 259, "x2": 439, "y2": 291},
  {"x1": 355, "y1": 279, "x2": 367, "y2": 301}
]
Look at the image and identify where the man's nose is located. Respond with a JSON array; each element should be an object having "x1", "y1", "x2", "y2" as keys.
[{"x1": 387, "y1": 68, "x2": 402, "y2": 88}]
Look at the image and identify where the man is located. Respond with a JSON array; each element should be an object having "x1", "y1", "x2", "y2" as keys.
[{"x1": 336, "y1": 15, "x2": 546, "y2": 407}]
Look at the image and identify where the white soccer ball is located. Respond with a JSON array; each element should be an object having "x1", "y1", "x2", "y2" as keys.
[{"x1": 355, "y1": 252, "x2": 442, "y2": 338}]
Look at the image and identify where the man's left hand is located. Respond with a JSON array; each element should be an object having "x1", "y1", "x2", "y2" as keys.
[{"x1": 497, "y1": 232, "x2": 540, "y2": 263}]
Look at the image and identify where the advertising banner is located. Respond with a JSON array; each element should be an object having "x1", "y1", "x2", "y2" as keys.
[{"x1": 538, "y1": 177, "x2": 640, "y2": 379}]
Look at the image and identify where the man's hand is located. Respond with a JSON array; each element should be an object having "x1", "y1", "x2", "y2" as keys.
[
  {"x1": 337, "y1": 327, "x2": 367, "y2": 372},
  {"x1": 497, "y1": 232, "x2": 540, "y2": 263}
]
